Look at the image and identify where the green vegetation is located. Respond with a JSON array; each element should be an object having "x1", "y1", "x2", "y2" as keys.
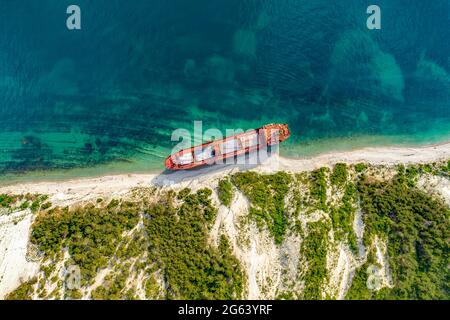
[
  {"x1": 145, "y1": 273, "x2": 162, "y2": 299},
  {"x1": 0, "y1": 194, "x2": 16, "y2": 208},
  {"x1": 31, "y1": 200, "x2": 140, "y2": 282},
  {"x1": 330, "y1": 163, "x2": 348, "y2": 188},
  {"x1": 144, "y1": 188, "x2": 243, "y2": 299},
  {"x1": 397, "y1": 164, "x2": 420, "y2": 187},
  {"x1": 309, "y1": 168, "x2": 329, "y2": 212},
  {"x1": 41, "y1": 202, "x2": 52, "y2": 210},
  {"x1": 345, "y1": 263, "x2": 372, "y2": 300},
  {"x1": 29, "y1": 188, "x2": 243, "y2": 300},
  {"x1": 399, "y1": 161, "x2": 450, "y2": 182},
  {"x1": 40, "y1": 265, "x2": 54, "y2": 279},
  {"x1": 0, "y1": 193, "x2": 48, "y2": 212},
  {"x1": 353, "y1": 173, "x2": 450, "y2": 299},
  {"x1": 345, "y1": 261, "x2": 391, "y2": 300},
  {"x1": 20, "y1": 201, "x2": 30, "y2": 210},
  {"x1": 5, "y1": 277, "x2": 37, "y2": 300},
  {"x1": 177, "y1": 187, "x2": 191, "y2": 200},
  {"x1": 91, "y1": 268, "x2": 130, "y2": 300},
  {"x1": 30, "y1": 200, "x2": 40, "y2": 212},
  {"x1": 328, "y1": 163, "x2": 357, "y2": 251},
  {"x1": 30, "y1": 195, "x2": 48, "y2": 213},
  {"x1": 301, "y1": 221, "x2": 330, "y2": 300},
  {"x1": 66, "y1": 289, "x2": 83, "y2": 300},
  {"x1": 231, "y1": 171, "x2": 291, "y2": 244},
  {"x1": 330, "y1": 183, "x2": 358, "y2": 251},
  {"x1": 217, "y1": 178, "x2": 233, "y2": 207},
  {"x1": 354, "y1": 163, "x2": 367, "y2": 173}
]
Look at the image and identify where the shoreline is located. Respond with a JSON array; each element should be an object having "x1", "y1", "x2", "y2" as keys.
[
  {"x1": 0, "y1": 137, "x2": 449, "y2": 188},
  {"x1": 281, "y1": 139, "x2": 450, "y2": 162},
  {"x1": 0, "y1": 141, "x2": 449, "y2": 202}
]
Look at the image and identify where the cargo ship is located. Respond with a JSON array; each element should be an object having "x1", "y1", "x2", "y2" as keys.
[{"x1": 164, "y1": 123, "x2": 290, "y2": 170}]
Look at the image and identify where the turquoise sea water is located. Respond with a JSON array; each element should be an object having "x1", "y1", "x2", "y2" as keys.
[{"x1": 0, "y1": 0, "x2": 449, "y2": 181}]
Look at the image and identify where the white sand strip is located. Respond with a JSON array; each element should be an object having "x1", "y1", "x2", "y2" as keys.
[{"x1": 0, "y1": 142, "x2": 448, "y2": 200}]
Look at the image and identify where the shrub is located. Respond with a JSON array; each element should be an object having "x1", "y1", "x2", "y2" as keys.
[
  {"x1": 330, "y1": 163, "x2": 348, "y2": 188},
  {"x1": 218, "y1": 178, "x2": 233, "y2": 207},
  {"x1": 354, "y1": 163, "x2": 367, "y2": 173},
  {"x1": 310, "y1": 168, "x2": 328, "y2": 212},
  {"x1": 41, "y1": 202, "x2": 52, "y2": 210}
]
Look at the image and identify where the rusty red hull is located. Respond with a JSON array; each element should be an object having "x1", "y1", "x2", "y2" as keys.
[{"x1": 164, "y1": 123, "x2": 290, "y2": 170}]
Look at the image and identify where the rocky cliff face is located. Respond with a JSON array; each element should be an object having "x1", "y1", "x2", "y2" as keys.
[{"x1": 1, "y1": 161, "x2": 449, "y2": 300}]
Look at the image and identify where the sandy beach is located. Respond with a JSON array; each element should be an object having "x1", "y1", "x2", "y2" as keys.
[{"x1": 0, "y1": 142, "x2": 449, "y2": 202}]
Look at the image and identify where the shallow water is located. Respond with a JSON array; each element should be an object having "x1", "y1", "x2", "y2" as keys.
[{"x1": 0, "y1": 0, "x2": 449, "y2": 180}]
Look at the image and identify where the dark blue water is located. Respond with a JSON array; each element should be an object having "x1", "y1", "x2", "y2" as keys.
[{"x1": 0, "y1": 0, "x2": 449, "y2": 177}]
